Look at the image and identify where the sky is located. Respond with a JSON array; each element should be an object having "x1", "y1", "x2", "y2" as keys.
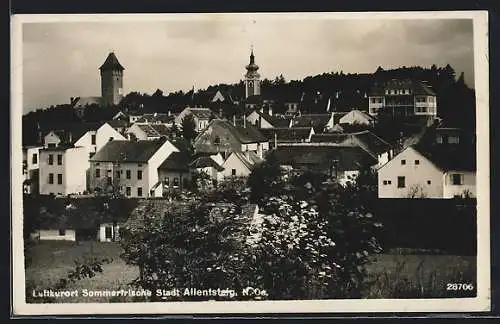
[{"x1": 20, "y1": 14, "x2": 475, "y2": 113}]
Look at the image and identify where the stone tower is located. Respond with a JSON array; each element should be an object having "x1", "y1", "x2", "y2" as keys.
[
  {"x1": 244, "y1": 47, "x2": 261, "y2": 98},
  {"x1": 100, "y1": 52, "x2": 125, "y2": 106}
]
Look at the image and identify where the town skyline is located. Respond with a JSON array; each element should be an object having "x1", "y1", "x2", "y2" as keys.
[{"x1": 21, "y1": 15, "x2": 474, "y2": 112}]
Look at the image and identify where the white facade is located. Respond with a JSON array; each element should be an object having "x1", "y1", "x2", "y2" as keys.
[
  {"x1": 23, "y1": 146, "x2": 43, "y2": 193},
  {"x1": 39, "y1": 146, "x2": 89, "y2": 195},
  {"x1": 246, "y1": 111, "x2": 274, "y2": 128},
  {"x1": 221, "y1": 152, "x2": 262, "y2": 178},
  {"x1": 36, "y1": 229, "x2": 76, "y2": 241},
  {"x1": 74, "y1": 122, "x2": 127, "y2": 158},
  {"x1": 89, "y1": 140, "x2": 179, "y2": 198},
  {"x1": 443, "y1": 171, "x2": 476, "y2": 198},
  {"x1": 99, "y1": 223, "x2": 120, "y2": 242},
  {"x1": 126, "y1": 124, "x2": 151, "y2": 141},
  {"x1": 378, "y1": 147, "x2": 475, "y2": 199},
  {"x1": 175, "y1": 108, "x2": 212, "y2": 132},
  {"x1": 44, "y1": 131, "x2": 62, "y2": 148}
]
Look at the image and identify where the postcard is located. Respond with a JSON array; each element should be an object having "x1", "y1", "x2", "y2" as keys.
[{"x1": 11, "y1": 11, "x2": 490, "y2": 315}]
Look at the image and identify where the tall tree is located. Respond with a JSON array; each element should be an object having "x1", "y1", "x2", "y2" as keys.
[{"x1": 181, "y1": 114, "x2": 197, "y2": 142}]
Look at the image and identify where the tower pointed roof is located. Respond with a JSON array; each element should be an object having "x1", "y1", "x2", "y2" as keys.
[
  {"x1": 99, "y1": 52, "x2": 125, "y2": 71},
  {"x1": 246, "y1": 47, "x2": 259, "y2": 72}
]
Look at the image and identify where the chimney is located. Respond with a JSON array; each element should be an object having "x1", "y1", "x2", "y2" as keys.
[
  {"x1": 243, "y1": 115, "x2": 246, "y2": 128},
  {"x1": 219, "y1": 108, "x2": 223, "y2": 118},
  {"x1": 168, "y1": 110, "x2": 171, "y2": 116},
  {"x1": 68, "y1": 132, "x2": 73, "y2": 144},
  {"x1": 259, "y1": 106, "x2": 264, "y2": 114},
  {"x1": 274, "y1": 132, "x2": 278, "y2": 149},
  {"x1": 268, "y1": 106, "x2": 273, "y2": 116},
  {"x1": 233, "y1": 115, "x2": 236, "y2": 126}
]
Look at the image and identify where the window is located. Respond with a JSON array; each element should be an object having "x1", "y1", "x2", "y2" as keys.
[
  {"x1": 91, "y1": 134, "x2": 96, "y2": 145},
  {"x1": 397, "y1": 176, "x2": 405, "y2": 188},
  {"x1": 388, "y1": 180, "x2": 392, "y2": 185},
  {"x1": 57, "y1": 174, "x2": 62, "y2": 184},
  {"x1": 48, "y1": 154, "x2": 54, "y2": 165},
  {"x1": 57, "y1": 154, "x2": 63, "y2": 165},
  {"x1": 137, "y1": 187, "x2": 143, "y2": 197},
  {"x1": 232, "y1": 169, "x2": 237, "y2": 176},
  {"x1": 383, "y1": 180, "x2": 388, "y2": 185},
  {"x1": 415, "y1": 160, "x2": 420, "y2": 165},
  {"x1": 96, "y1": 168, "x2": 101, "y2": 178},
  {"x1": 48, "y1": 173, "x2": 54, "y2": 184},
  {"x1": 115, "y1": 171, "x2": 120, "y2": 179},
  {"x1": 164, "y1": 177, "x2": 170, "y2": 186},
  {"x1": 126, "y1": 170, "x2": 131, "y2": 179},
  {"x1": 109, "y1": 137, "x2": 114, "y2": 142},
  {"x1": 427, "y1": 180, "x2": 431, "y2": 185},
  {"x1": 436, "y1": 136, "x2": 443, "y2": 144},
  {"x1": 137, "y1": 170, "x2": 142, "y2": 180},
  {"x1": 105, "y1": 226, "x2": 112, "y2": 239},
  {"x1": 401, "y1": 159, "x2": 406, "y2": 165},
  {"x1": 173, "y1": 178, "x2": 179, "y2": 186},
  {"x1": 32, "y1": 153, "x2": 37, "y2": 164},
  {"x1": 449, "y1": 136, "x2": 460, "y2": 144},
  {"x1": 48, "y1": 143, "x2": 56, "y2": 148},
  {"x1": 452, "y1": 173, "x2": 463, "y2": 185},
  {"x1": 59, "y1": 228, "x2": 66, "y2": 236},
  {"x1": 126, "y1": 187, "x2": 131, "y2": 196}
]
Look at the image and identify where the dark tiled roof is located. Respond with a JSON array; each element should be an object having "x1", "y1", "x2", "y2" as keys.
[
  {"x1": 413, "y1": 143, "x2": 476, "y2": 172},
  {"x1": 99, "y1": 52, "x2": 125, "y2": 71},
  {"x1": 274, "y1": 146, "x2": 377, "y2": 171},
  {"x1": 187, "y1": 108, "x2": 213, "y2": 119},
  {"x1": 137, "y1": 113, "x2": 175, "y2": 124},
  {"x1": 189, "y1": 156, "x2": 224, "y2": 171},
  {"x1": 292, "y1": 114, "x2": 331, "y2": 129},
  {"x1": 90, "y1": 139, "x2": 165, "y2": 163},
  {"x1": 170, "y1": 137, "x2": 193, "y2": 154},
  {"x1": 234, "y1": 125, "x2": 268, "y2": 143},
  {"x1": 106, "y1": 119, "x2": 128, "y2": 128},
  {"x1": 310, "y1": 133, "x2": 351, "y2": 144},
  {"x1": 368, "y1": 79, "x2": 436, "y2": 96},
  {"x1": 351, "y1": 131, "x2": 392, "y2": 156},
  {"x1": 260, "y1": 127, "x2": 312, "y2": 142},
  {"x1": 158, "y1": 151, "x2": 192, "y2": 172},
  {"x1": 252, "y1": 111, "x2": 292, "y2": 128}
]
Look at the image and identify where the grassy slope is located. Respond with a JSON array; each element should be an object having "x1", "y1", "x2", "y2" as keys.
[{"x1": 26, "y1": 241, "x2": 477, "y2": 302}]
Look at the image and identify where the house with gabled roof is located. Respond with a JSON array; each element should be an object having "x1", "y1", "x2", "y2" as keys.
[
  {"x1": 193, "y1": 119, "x2": 269, "y2": 156},
  {"x1": 89, "y1": 138, "x2": 179, "y2": 198},
  {"x1": 291, "y1": 113, "x2": 340, "y2": 133},
  {"x1": 339, "y1": 109, "x2": 375, "y2": 126},
  {"x1": 157, "y1": 151, "x2": 193, "y2": 193},
  {"x1": 245, "y1": 110, "x2": 293, "y2": 129},
  {"x1": 273, "y1": 143, "x2": 378, "y2": 186},
  {"x1": 221, "y1": 151, "x2": 263, "y2": 179},
  {"x1": 175, "y1": 107, "x2": 213, "y2": 132},
  {"x1": 189, "y1": 154, "x2": 225, "y2": 182},
  {"x1": 377, "y1": 143, "x2": 476, "y2": 199}
]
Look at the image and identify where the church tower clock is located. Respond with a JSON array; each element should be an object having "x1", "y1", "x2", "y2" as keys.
[{"x1": 244, "y1": 47, "x2": 261, "y2": 98}]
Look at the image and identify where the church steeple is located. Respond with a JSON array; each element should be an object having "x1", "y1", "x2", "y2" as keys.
[{"x1": 244, "y1": 46, "x2": 261, "y2": 99}]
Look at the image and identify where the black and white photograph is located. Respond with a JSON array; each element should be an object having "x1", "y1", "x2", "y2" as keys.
[{"x1": 11, "y1": 11, "x2": 490, "y2": 315}]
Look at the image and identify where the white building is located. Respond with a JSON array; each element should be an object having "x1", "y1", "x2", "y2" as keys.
[
  {"x1": 221, "y1": 151, "x2": 263, "y2": 178},
  {"x1": 38, "y1": 145, "x2": 89, "y2": 196},
  {"x1": 175, "y1": 107, "x2": 213, "y2": 132},
  {"x1": 378, "y1": 145, "x2": 475, "y2": 199},
  {"x1": 339, "y1": 109, "x2": 375, "y2": 126},
  {"x1": 89, "y1": 138, "x2": 179, "y2": 198},
  {"x1": 368, "y1": 79, "x2": 437, "y2": 117},
  {"x1": 23, "y1": 145, "x2": 43, "y2": 194}
]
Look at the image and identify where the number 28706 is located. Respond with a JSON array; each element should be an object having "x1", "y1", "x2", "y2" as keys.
[{"x1": 446, "y1": 283, "x2": 474, "y2": 291}]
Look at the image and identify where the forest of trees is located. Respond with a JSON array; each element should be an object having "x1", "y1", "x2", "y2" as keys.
[{"x1": 22, "y1": 64, "x2": 476, "y2": 146}]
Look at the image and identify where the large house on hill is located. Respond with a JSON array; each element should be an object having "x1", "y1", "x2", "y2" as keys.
[
  {"x1": 89, "y1": 138, "x2": 179, "y2": 198},
  {"x1": 368, "y1": 79, "x2": 437, "y2": 118}
]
